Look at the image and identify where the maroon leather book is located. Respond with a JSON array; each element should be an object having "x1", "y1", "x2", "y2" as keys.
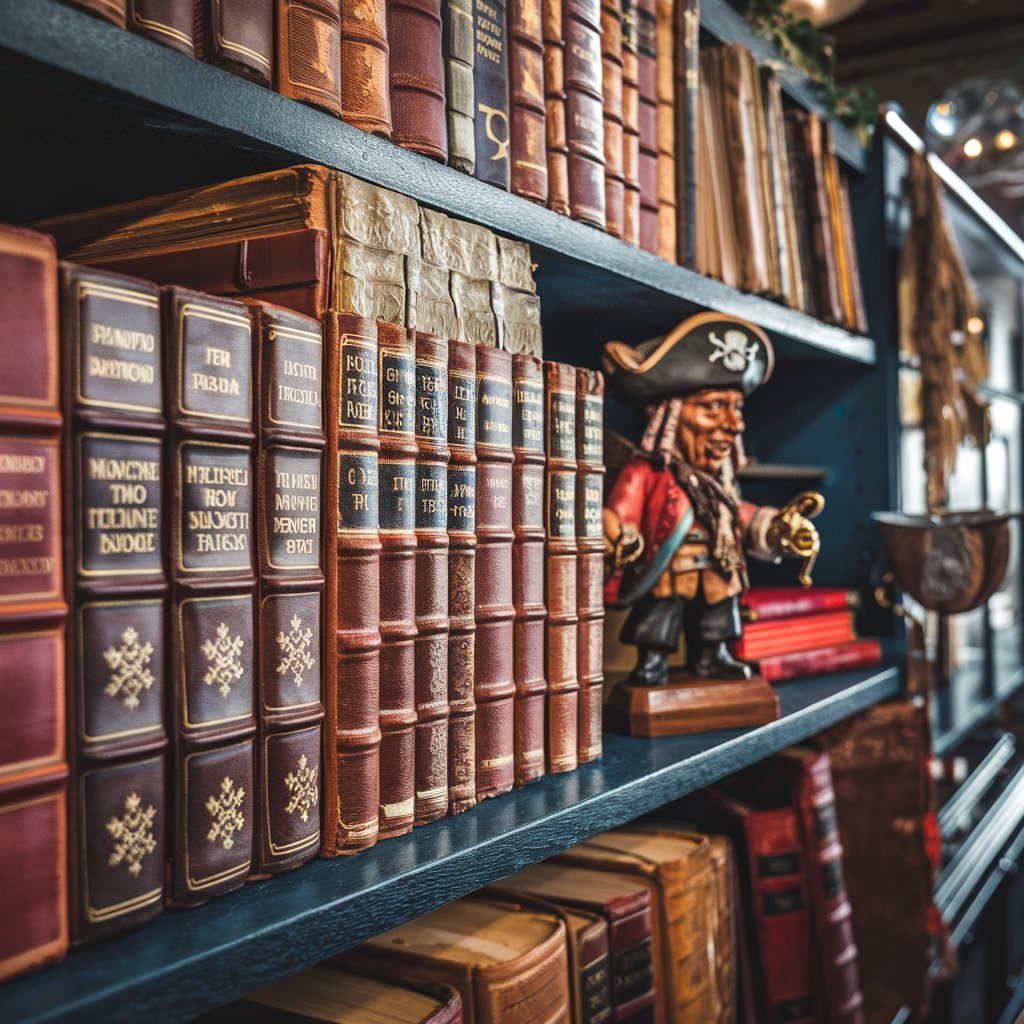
[
  {"x1": 447, "y1": 340, "x2": 477, "y2": 814},
  {"x1": 742, "y1": 586, "x2": 861, "y2": 623},
  {"x1": 388, "y1": 0, "x2": 448, "y2": 160},
  {"x1": 674, "y1": 0, "x2": 699, "y2": 268},
  {"x1": 507, "y1": 0, "x2": 549, "y2": 204},
  {"x1": 564, "y1": 0, "x2": 606, "y2": 228},
  {"x1": 414, "y1": 331, "x2": 451, "y2": 824},
  {"x1": 619, "y1": 0, "x2": 641, "y2": 245},
  {"x1": 0, "y1": 227, "x2": 69, "y2": 982},
  {"x1": 68, "y1": 0, "x2": 127, "y2": 27},
  {"x1": 196, "y1": 0, "x2": 274, "y2": 86},
  {"x1": 541, "y1": 0, "x2": 570, "y2": 216},
  {"x1": 544, "y1": 361, "x2": 579, "y2": 775},
  {"x1": 248, "y1": 301, "x2": 325, "y2": 876},
  {"x1": 325, "y1": 312, "x2": 382, "y2": 855},
  {"x1": 163, "y1": 287, "x2": 256, "y2": 905},
  {"x1": 473, "y1": 344, "x2": 515, "y2": 800},
  {"x1": 758, "y1": 640, "x2": 883, "y2": 685},
  {"x1": 59, "y1": 264, "x2": 168, "y2": 940},
  {"x1": 275, "y1": 0, "x2": 343, "y2": 118},
  {"x1": 575, "y1": 368, "x2": 603, "y2": 765},
  {"x1": 600, "y1": 0, "x2": 625, "y2": 239},
  {"x1": 126, "y1": 1, "x2": 195, "y2": 53},
  {"x1": 634, "y1": 0, "x2": 658, "y2": 253},
  {"x1": 340, "y1": 0, "x2": 394, "y2": 136},
  {"x1": 511, "y1": 354, "x2": 546, "y2": 787}
]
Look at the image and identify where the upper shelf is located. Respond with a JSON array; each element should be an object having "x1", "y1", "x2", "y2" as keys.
[
  {"x1": 0, "y1": 665, "x2": 900, "y2": 1024},
  {"x1": 0, "y1": 0, "x2": 876, "y2": 366}
]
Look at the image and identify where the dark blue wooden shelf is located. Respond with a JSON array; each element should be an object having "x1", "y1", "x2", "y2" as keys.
[{"x1": 0, "y1": 666, "x2": 899, "y2": 1024}]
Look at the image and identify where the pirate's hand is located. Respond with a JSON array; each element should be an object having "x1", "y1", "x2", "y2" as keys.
[
  {"x1": 767, "y1": 491, "x2": 824, "y2": 586},
  {"x1": 604, "y1": 508, "x2": 644, "y2": 569}
]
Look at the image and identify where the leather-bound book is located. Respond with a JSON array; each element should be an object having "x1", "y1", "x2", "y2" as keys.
[
  {"x1": 349, "y1": 898, "x2": 571, "y2": 1024},
  {"x1": 543, "y1": 361, "x2": 578, "y2": 775},
  {"x1": 67, "y1": 0, "x2": 127, "y2": 27},
  {"x1": 446, "y1": 338, "x2": 477, "y2": 814},
  {"x1": 618, "y1": 0, "x2": 641, "y2": 245},
  {"x1": 563, "y1": 0, "x2": 605, "y2": 228},
  {"x1": 413, "y1": 329, "x2": 451, "y2": 824},
  {"x1": 654, "y1": 0, "x2": 674, "y2": 261},
  {"x1": 541, "y1": 0, "x2": 569, "y2": 215},
  {"x1": 494, "y1": 237, "x2": 542, "y2": 358},
  {"x1": 443, "y1": 0, "x2": 476, "y2": 173},
  {"x1": 59, "y1": 264, "x2": 167, "y2": 940},
  {"x1": 126, "y1": 1, "x2": 195, "y2": 53},
  {"x1": 507, "y1": 0, "x2": 549, "y2": 203},
  {"x1": 600, "y1": 0, "x2": 625, "y2": 239},
  {"x1": 742, "y1": 586, "x2": 860, "y2": 623},
  {"x1": 472, "y1": 0, "x2": 511, "y2": 189},
  {"x1": 574, "y1": 368, "x2": 603, "y2": 765},
  {"x1": 247, "y1": 301, "x2": 325, "y2": 875},
  {"x1": 673, "y1": 0, "x2": 699, "y2": 267},
  {"x1": 707, "y1": 836, "x2": 736, "y2": 1024},
  {"x1": 196, "y1": 0, "x2": 274, "y2": 86},
  {"x1": 448, "y1": 220, "x2": 500, "y2": 349},
  {"x1": 732, "y1": 608, "x2": 856, "y2": 662},
  {"x1": 275, "y1": 0, "x2": 343, "y2": 118},
  {"x1": 340, "y1": 0, "x2": 394, "y2": 136},
  {"x1": 780, "y1": 112, "x2": 817, "y2": 318},
  {"x1": 388, "y1": 0, "x2": 449, "y2": 160},
  {"x1": 837, "y1": 175, "x2": 867, "y2": 334},
  {"x1": 0, "y1": 227, "x2": 68, "y2": 982},
  {"x1": 411, "y1": 209, "x2": 459, "y2": 342},
  {"x1": 163, "y1": 287, "x2": 256, "y2": 905},
  {"x1": 511, "y1": 353, "x2": 546, "y2": 786},
  {"x1": 376, "y1": 320, "x2": 417, "y2": 840},
  {"x1": 474, "y1": 343, "x2": 515, "y2": 800},
  {"x1": 633, "y1": 0, "x2": 657, "y2": 253},
  {"x1": 496, "y1": 862, "x2": 659, "y2": 1022}
]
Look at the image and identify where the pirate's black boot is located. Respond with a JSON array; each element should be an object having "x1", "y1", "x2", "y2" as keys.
[
  {"x1": 627, "y1": 647, "x2": 670, "y2": 687},
  {"x1": 691, "y1": 641, "x2": 754, "y2": 679}
]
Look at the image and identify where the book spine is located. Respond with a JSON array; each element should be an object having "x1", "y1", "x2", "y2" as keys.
[
  {"x1": 609, "y1": 925, "x2": 656, "y2": 1023},
  {"x1": 654, "y1": 0, "x2": 674, "y2": 261},
  {"x1": 837, "y1": 176, "x2": 868, "y2": 335},
  {"x1": 163, "y1": 286, "x2": 256, "y2": 906},
  {"x1": 249, "y1": 302, "x2": 325, "y2": 875},
  {"x1": 60, "y1": 264, "x2": 168, "y2": 941},
  {"x1": 340, "y1": 0, "x2": 394, "y2": 136},
  {"x1": 443, "y1": 0, "x2": 477, "y2": 173},
  {"x1": 579, "y1": 923, "x2": 614, "y2": 1024},
  {"x1": 782, "y1": 111, "x2": 818, "y2": 320},
  {"x1": 743, "y1": 588, "x2": 859, "y2": 622},
  {"x1": 472, "y1": 0, "x2": 512, "y2": 189},
  {"x1": 327, "y1": 313, "x2": 382, "y2": 854},
  {"x1": 511, "y1": 354, "x2": 547, "y2": 786},
  {"x1": 542, "y1": 0, "x2": 570, "y2": 215},
  {"x1": 0, "y1": 228, "x2": 68, "y2": 981},
  {"x1": 675, "y1": 0, "x2": 699, "y2": 267},
  {"x1": 474, "y1": 344, "x2": 515, "y2": 799},
  {"x1": 376, "y1": 321, "x2": 417, "y2": 839},
  {"x1": 600, "y1": 0, "x2": 625, "y2": 238},
  {"x1": 275, "y1": 0, "x2": 343, "y2": 118},
  {"x1": 69, "y1": 0, "x2": 127, "y2": 27},
  {"x1": 619, "y1": 0, "x2": 641, "y2": 245},
  {"x1": 413, "y1": 332, "x2": 451, "y2": 824},
  {"x1": 575, "y1": 369, "x2": 604, "y2": 765},
  {"x1": 198, "y1": 0, "x2": 274, "y2": 86},
  {"x1": 634, "y1": 0, "x2": 658, "y2": 253},
  {"x1": 447, "y1": 340, "x2": 478, "y2": 813},
  {"x1": 507, "y1": 0, "x2": 550, "y2": 203},
  {"x1": 126, "y1": 0, "x2": 195, "y2": 54},
  {"x1": 734, "y1": 611, "x2": 856, "y2": 662},
  {"x1": 388, "y1": 0, "x2": 449, "y2": 160},
  {"x1": 564, "y1": 0, "x2": 606, "y2": 229},
  {"x1": 544, "y1": 361, "x2": 579, "y2": 774}
]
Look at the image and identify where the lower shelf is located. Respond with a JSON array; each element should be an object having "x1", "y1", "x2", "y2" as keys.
[{"x1": 1, "y1": 665, "x2": 900, "y2": 1024}]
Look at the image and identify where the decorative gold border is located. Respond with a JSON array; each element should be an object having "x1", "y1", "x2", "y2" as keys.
[
  {"x1": 177, "y1": 303, "x2": 252, "y2": 424},
  {"x1": 336, "y1": 449, "x2": 378, "y2": 536},
  {"x1": 263, "y1": 727, "x2": 321, "y2": 858},
  {"x1": 267, "y1": 324, "x2": 324, "y2": 430},
  {"x1": 475, "y1": 371, "x2": 513, "y2": 451},
  {"x1": 413, "y1": 460, "x2": 447, "y2": 533},
  {"x1": 129, "y1": 2, "x2": 196, "y2": 51},
  {"x1": 377, "y1": 346, "x2": 414, "y2": 436},
  {"x1": 213, "y1": 0, "x2": 273, "y2": 71},
  {"x1": 264, "y1": 446, "x2": 322, "y2": 572}
]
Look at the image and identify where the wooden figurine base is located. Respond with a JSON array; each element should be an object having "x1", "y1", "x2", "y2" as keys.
[{"x1": 606, "y1": 672, "x2": 780, "y2": 738}]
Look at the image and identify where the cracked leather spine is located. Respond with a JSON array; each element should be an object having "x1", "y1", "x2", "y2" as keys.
[
  {"x1": 275, "y1": 0, "x2": 343, "y2": 118},
  {"x1": 507, "y1": 0, "x2": 549, "y2": 203},
  {"x1": 600, "y1": 0, "x2": 626, "y2": 239},
  {"x1": 340, "y1": 0, "x2": 394, "y2": 136},
  {"x1": 619, "y1": 0, "x2": 641, "y2": 245}
]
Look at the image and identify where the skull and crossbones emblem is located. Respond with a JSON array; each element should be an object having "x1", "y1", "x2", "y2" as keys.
[{"x1": 708, "y1": 329, "x2": 758, "y2": 372}]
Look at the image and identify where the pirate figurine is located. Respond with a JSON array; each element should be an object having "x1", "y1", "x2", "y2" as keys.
[{"x1": 603, "y1": 312, "x2": 822, "y2": 688}]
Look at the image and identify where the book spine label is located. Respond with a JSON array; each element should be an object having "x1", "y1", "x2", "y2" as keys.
[
  {"x1": 634, "y1": 0, "x2": 658, "y2": 253},
  {"x1": 275, "y1": 0, "x2": 343, "y2": 117},
  {"x1": 507, "y1": 0, "x2": 550, "y2": 203},
  {"x1": 201, "y1": 0, "x2": 274, "y2": 86},
  {"x1": 474, "y1": 346, "x2": 515, "y2": 799},
  {"x1": 472, "y1": 0, "x2": 512, "y2": 189},
  {"x1": 600, "y1": 0, "x2": 625, "y2": 238},
  {"x1": 611, "y1": 935, "x2": 656, "y2": 1019},
  {"x1": 564, "y1": 0, "x2": 606, "y2": 228},
  {"x1": 542, "y1": 0, "x2": 570, "y2": 214},
  {"x1": 127, "y1": 0, "x2": 196, "y2": 55},
  {"x1": 619, "y1": 0, "x2": 641, "y2": 244},
  {"x1": 444, "y1": 0, "x2": 477, "y2": 172},
  {"x1": 340, "y1": 0, "x2": 394, "y2": 136},
  {"x1": 654, "y1": 0, "x2": 675, "y2": 261}
]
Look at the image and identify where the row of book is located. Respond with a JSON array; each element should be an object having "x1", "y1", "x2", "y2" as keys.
[
  {"x1": 57, "y1": 1, "x2": 866, "y2": 333},
  {"x1": 196, "y1": 744, "x2": 867, "y2": 1024},
  {"x1": 0, "y1": 215, "x2": 605, "y2": 981}
]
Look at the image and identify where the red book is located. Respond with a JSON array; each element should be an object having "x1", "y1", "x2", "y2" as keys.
[
  {"x1": 758, "y1": 640, "x2": 882, "y2": 684},
  {"x1": 733, "y1": 609, "x2": 856, "y2": 662},
  {"x1": 742, "y1": 587, "x2": 861, "y2": 623}
]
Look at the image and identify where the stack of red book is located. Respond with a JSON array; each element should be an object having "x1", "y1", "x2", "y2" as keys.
[{"x1": 734, "y1": 587, "x2": 882, "y2": 683}]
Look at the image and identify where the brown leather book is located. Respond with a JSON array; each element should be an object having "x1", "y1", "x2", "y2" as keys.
[
  {"x1": 673, "y1": 0, "x2": 698, "y2": 268},
  {"x1": 541, "y1": 0, "x2": 570, "y2": 216},
  {"x1": 511, "y1": 354, "x2": 546, "y2": 786},
  {"x1": 574, "y1": 368, "x2": 603, "y2": 765},
  {"x1": 600, "y1": 0, "x2": 625, "y2": 239},
  {"x1": 340, "y1": 0, "x2": 394, "y2": 137},
  {"x1": 413, "y1": 330, "x2": 451, "y2": 824},
  {"x1": 654, "y1": 0, "x2": 674, "y2": 261},
  {"x1": 0, "y1": 227, "x2": 69, "y2": 982},
  {"x1": 781, "y1": 110, "x2": 817, "y2": 318},
  {"x1": 275, "y1": 0, "x2": 343, "y2": 118},
  {"x1": 196, "y1": 0, "x2": 274, "y2": 86},
  {"x1": 507, "y1": 0, "x2": 549, "y2": 203},
  {"x1": 443, "y1": 0, "x2": 476, "y2": 174},
  {"x1": 544, "y1": 361, "x2": 578, "y2": 775},
  {"x1": 474, "y1": 344, "x2": 515, "y2": 800},
  {"x1": 163, "y1": 286, "x2": 256, "y2": 906},
  {"x1": 388, "y1": 0, "x2": 449, "y2": 160},
  {"x1": 376, "y1": 320, "x2": 417, "y2": 840},
  {"x1": 126, "y1": 1, "x2": 195, "y2": 53},
  {"x1": 247, "y1": 301, "x2": 325, "y2": 876},
  {"x1": 446, "y1": 339, "x2": 477, "y2": 814},
  {"x1": 495, "y1": 237, "x2": 542, "y2": 358},
  {"x1": 707, "y1": 836, "x2": 736, "y2": 1024},
  {"x1": 634, "y1": 0, "x2": 657, "y2": 252},
  {"x1": 837, "y1": 175, "x2": 868, "y2": 335},
  {"x1": 472, "y1": 0, "x2": 511, "y2": 190},
  {"x1": 350, "y1": 898, "x2": 571, "y2": 1024},
  {"x1": 67, "y1": 0, "x2": 127, "y2": 27},
  {"x1": 59, "y1": 264, "x2": 168, "y2": 940},
  {"x1": 618, "y1": 0, "x2": 640, "y2": 245}
]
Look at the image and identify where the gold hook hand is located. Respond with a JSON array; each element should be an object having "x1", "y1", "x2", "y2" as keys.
[{"x1": 771, "y1": 491, "x2": 825, "y2": 587}]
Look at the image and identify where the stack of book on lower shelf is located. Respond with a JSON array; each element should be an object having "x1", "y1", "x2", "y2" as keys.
[{"x1": 736, "y1": 586, "x2": 883, "y2": 683}]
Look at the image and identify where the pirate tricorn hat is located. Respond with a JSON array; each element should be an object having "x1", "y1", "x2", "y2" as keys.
[{"x1": 602, "y1": 312, "x2": 775, "y2": 406}]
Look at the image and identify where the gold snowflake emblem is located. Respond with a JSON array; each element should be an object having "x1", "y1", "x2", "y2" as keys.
[
  {"x1": 201, "y1": 622, "x2": 245, "y2": 698},
  {"x1": 102, "y1": 626, "x2": 155, "y2": 711},
  {"x1": 284, "y1": 754, "x2": 319, "y2": 822},
  {"x1": 106, "y1": 792, "x2": 157, "y2": 876},
  {"x1": 206, "y1": 776, "x2": 246, "y2": 850},
  {"x1": 275, "y1": 615, "x2": 315, "y2": 687}
]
